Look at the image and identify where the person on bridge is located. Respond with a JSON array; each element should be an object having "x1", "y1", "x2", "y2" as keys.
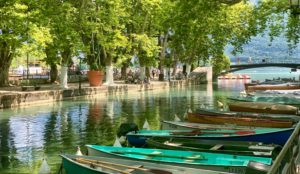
[
  {"x1": 237, "y1": 57, "x2": 240, "y2": 65},
  {"x1": 248, "y1": 57, "x2": 252, "y2": 64}
]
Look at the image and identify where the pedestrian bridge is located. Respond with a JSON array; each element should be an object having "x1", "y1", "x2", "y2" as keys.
[{"x1": 226, "y1": 59, "x2": 300, "y2": 73}]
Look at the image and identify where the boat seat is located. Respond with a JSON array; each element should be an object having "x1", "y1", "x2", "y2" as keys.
[
  {"x1": 249, "y1": 145, "x2": 275, "y2": 151},
  {"x1": 125, "y1": 169, "x2": 135, "y2": 172},
  {"x1": 210, "y1": 144, "x2": 223, "y2": 150},
  {"x1": 124, "y1": 165, "x2": 143, "y2": 172},
  {"x1": 164, "y1": 141, "x2": 182, "y2": 147}
]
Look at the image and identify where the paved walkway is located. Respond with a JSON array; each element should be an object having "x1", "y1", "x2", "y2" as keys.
[{"x1": 0, "y1": 79, "x2": 191, "y2": 109}]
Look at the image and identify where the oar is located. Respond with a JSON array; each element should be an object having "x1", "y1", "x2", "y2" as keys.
[
  {"x1": 170, "y1": 129, "x2": 255, "y2": 136},
  {"x1": 111, "y1": 150, "x2": 205, "y2": 160},
  {"x1": 74, "y1": 158, "x2": 131, "y2": 174},
  {"x1": 75, "y1": 157, "x2": 173, "y2": 174}
]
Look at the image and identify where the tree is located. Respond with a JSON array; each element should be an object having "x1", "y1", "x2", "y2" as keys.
[
  {"x1": 211, "y1": 54, "x2": 231, "y2": 77},
  {"x1": 0, "y1": 2, "x2": 38, "y2": 86}
]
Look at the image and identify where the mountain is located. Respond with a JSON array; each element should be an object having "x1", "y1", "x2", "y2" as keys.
[
  {"x1": 225, "y1": 0, "x2": 300, "y2": 63},
  {"x1": 226, "y1": 35, "x2": 300, "y2": 63}
]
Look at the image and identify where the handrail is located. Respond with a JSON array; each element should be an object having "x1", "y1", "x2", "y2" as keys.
[{"x1": 267, "y1": 122, "x2": 300, "y2": 174}]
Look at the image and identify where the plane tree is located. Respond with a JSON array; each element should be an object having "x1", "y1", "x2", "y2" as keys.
[
  {"x1": 0, "y1": 1, "x2": 50, "y2": 86},
  {"x1": 167, "y1": 0, "x2": 258, "y2": 75}
]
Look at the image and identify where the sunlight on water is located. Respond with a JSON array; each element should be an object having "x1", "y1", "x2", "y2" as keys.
[
  {"x1": 0, "y1": 85, "x2": 238, "y2": 174},
  {"x1": 0, "y1": 75, "x2": 289, "y2": 173}
]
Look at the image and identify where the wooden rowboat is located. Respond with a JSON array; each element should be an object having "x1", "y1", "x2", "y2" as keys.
[
  {"x1": 161, "y1": 120, "x2": 260, "y2": 130},
  {"x1": 61, "y1": 154, "x2": 223, "y2": 174},
  {"x1": 194, "y1": 108, "x2": 300, "y2": 121},
  {"x1": 125, "y1": 127, "x2": 293, "y2": 147},
  {"x1": 228, "y1": 102, "x2": 299, "y2": 115},
  {"x1": 247, "y1": 83, "x2": 300, "y2": 92},
  {"x1": 186, "y1": 113, "x2": 295, "y2": 128},
  {"x1": 86, "y1": 145, "x2": 272, "y2": 174},
  {"x1": 228, "y1": 96, "x2": 300, "y2": 105},
  {"x1": 146, "y1": 136, "x2": 282, "y2": 159}
]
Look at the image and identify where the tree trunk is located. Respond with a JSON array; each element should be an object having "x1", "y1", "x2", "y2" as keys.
[
  {"x1": 158, "y1": 33, "x2": 169, "y2": 81},
  {"x1": 60, "y1": 65, "x2": 68, "y2": 89},
  {"x1": 103, "y1": 47, "x2": 114, "y2": 85},
  {"x1": 105, "y1": 65, "x2": 114, "y2": 85},
  {"x1": 0, "y1": 64, "x2": 10, "y2": 87},
  {"x1": 145, "y1": 67, "x2": 150, "y2": 81},
  {"x1": 50, "y1": 64, "x2": 58, "y2": 83},
  {"x1": 121, "y1": 63, "x2": 128, "y2": 80},
  {"x1": 0, "y1": 42, "x2": 14, "y2": 87},
  {"x1": 186, "y1": 64, "x2": 191, "y2": 76},
  {"x1": 60, "y1": 47, "x2": 72, "y2": 89},
  {"x1": 140, "y1": 66, "x2": 146, "y2": 82},
  {"x1": 171, "y1": 51, "x2": 178, "y2": 76}
]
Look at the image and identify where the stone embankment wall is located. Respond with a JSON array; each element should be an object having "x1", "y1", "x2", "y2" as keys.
[
  {"x1": 0, "y1": 80, "x2": 203, "y2": 109},
  {"x1": 0, "y1": 66, "x2": 212, "y2": 109}
]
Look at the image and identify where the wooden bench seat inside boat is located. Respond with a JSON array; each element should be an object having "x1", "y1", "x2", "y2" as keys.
[{"x1": 210, "y1": 144, "x2": 223, "y2": 150}]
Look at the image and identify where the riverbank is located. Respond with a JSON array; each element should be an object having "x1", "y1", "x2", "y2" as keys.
[{"x1": 0, "y1": 79, "x2": 206, "y2": 109}]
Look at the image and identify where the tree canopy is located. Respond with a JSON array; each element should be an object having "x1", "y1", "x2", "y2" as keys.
[{"x1": 0, "y1": 0, "x2": 299, "y2": 86}]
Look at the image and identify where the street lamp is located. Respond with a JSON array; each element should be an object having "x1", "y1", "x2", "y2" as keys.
[
  {"x1": 290, "y1": 0, "x2": 300, "y2": 15},
  {"x1": 78, "y1": 54, "x2": 84, "y2": 95}
]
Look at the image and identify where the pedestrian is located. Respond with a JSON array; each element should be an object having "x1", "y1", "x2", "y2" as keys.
[{"x1": 152, "y1": 69, "x2": 156, "y2": 79}]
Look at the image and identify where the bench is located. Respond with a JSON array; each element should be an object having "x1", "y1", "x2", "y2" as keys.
[
  {"x1": 21, "y1": 85, "x2": 41, "y2": 91},
  {"x1": 210, "y1": 144, "x2": 223, "y2": 150}
]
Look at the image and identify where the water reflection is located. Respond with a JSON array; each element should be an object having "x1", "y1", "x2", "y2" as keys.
[{"x1": 0, "y1": 84, "x2": 241, "y2": 173}]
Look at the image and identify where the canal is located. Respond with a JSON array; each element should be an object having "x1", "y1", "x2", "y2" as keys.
[
  {"x1": 0, "y1": 82, "x2": 245, "y2": 174},
  {"x1": 0, "y1": 66, "x2": 298, "y2": 174}
]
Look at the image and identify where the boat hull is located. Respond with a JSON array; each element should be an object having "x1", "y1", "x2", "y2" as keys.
[
  {"x1": 146, "y1": 136, "x2": 281, "y2": 159},
  {"x1": 62, "y1": 154, "x2": 225, "y2": 174},
  {"x1": 62, "y1": 155, "x2": 108, "y2": 174},
  {"x1": 126, "y1": 128, "x2": 293, "y2": 147},
  {"x1": 195, "y1": 108, "x2": 300, "y2": 121},
  {"x1": 247, "y1": 84, "x2": 300, "y2": 92},
  {"x1": 228, "y1": 102, "x2": 298, "y2": 115},
  {"x1": 228, "y1": 96, "x2": 300, "y2": 105},
  {"x1": 186, "y1": 113, "x2": 294, "y2": 128},
  {"x1": 86, "y1": 145, "x2": 271, "y2": 174}
]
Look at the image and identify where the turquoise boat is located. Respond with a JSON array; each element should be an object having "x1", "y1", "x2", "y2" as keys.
[
  {"x1": 228, "y1": 96, "x2": 300, "y2": 105},
  {"x1": 86, "y1": 145, "x2": 272, "y2": 174},
  {"x1": 61, "y1": 154, "x2": 225, "y2": 174},
  {"x1": 126, "y1": 128, "x2": 293, "y2": 146}
]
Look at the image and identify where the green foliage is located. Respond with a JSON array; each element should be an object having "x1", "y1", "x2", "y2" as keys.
[
  {"x1": 133, "y1": 34, "x2": 160, "y2": 66},
  {"x1": 1, "y1": 0, "x2": 300, "y2": 86},
  {"x1": 211, "y1": 54, "x2": 231, "y2": 77}
]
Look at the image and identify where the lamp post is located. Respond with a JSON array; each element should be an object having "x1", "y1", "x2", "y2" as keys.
[
  {"x1": 290, "y1": 0, "x2": 300, "y2": 15},
  {"x1": 78, "y1": 55, "x2": 84, "y2": 95}
]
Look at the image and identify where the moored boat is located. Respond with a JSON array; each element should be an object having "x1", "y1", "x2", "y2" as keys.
[
  {"x1": 186, "y1": 112, "x2": 295, "y2": 128},
  {"x1": 228, "y1": 102, "x2": 299, "y2": 115},
  {"x1": 194, "y1": 108, "x2": 300, "y2": 121},
  {"x1": 125, "y1": 127, "x2": 293, "y2": 147},
  {"x1": 161, "y1": 120, "x2": 259, "y2": 130},
  {"x1": 228, "y1": 96, "x2": 300, "y2": 105},
  {"x1": 61, "y1": 154, "x2": 225, "y2": 174},
  {"x1": 246, "y1": 83, "x2": 300, "y2": 92},
  {"x1": 146, "y1": 136, "x2": 282, "y2": 159},
  {"x1": 86, "y1": 145, "x2": 272, "y2": 174},
  {"x1": 161, "y1": 120, "x2": 294, "y2": 131}
]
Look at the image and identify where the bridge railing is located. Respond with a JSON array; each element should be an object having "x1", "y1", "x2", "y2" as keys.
[
  {"x1": 267, "y1": 122, "x2": 300, "y2": 174},
  {"x1": 232, "y1": 59, "x2": 298, "y2": 65}
]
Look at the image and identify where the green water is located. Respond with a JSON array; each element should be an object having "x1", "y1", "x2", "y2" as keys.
[
  {"x1": 1, "y1": 66, "x2": 297, "y2": 174},
  {"x1": 0, "y1": 83, "x2": 242, "y2": 174}
]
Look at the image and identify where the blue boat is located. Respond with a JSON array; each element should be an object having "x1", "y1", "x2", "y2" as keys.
[
  {"x1": 125, "y1": 127, "x2": 294, "y2": 147},
  {"x1": 86, "y1": 145, "x2": 272, "y2": 174}
]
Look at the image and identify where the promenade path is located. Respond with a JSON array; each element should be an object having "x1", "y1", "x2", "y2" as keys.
[{"x1": 0, "y1": 79, "x2": 191, "y2": 109}]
